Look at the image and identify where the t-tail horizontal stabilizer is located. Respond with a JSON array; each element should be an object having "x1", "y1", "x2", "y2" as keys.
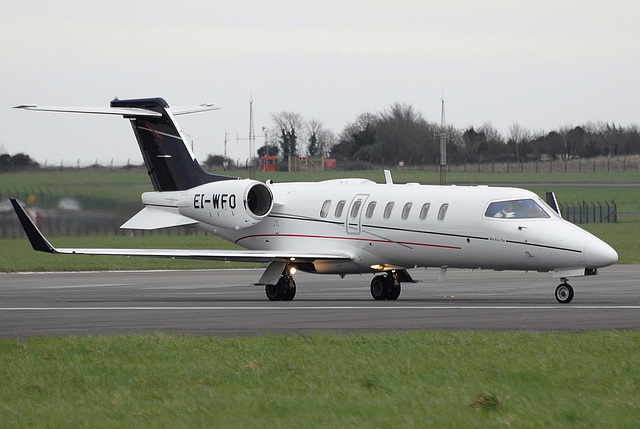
[{"x1": 14, "y1": 98, "x2": 236, "y2": 192}]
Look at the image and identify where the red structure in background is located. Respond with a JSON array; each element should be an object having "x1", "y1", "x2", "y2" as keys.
[{"x1": 260, "y1": 156, "x2": 277, "y2": 172}]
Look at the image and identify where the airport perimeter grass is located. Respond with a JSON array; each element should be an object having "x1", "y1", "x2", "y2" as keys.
[
  {"x1": 3, "y1": 168, "x2": 640, "y2": 211},
  {"x1": 2, "y1": 331, "x2": 640, "y2": 427}
]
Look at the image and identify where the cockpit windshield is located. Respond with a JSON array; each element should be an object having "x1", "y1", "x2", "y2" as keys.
[{"x1": 484, "y1": 198, "x2": 550, "y2": 219}]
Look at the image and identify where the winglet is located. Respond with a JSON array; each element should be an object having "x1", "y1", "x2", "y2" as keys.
[{"x1": 9, "y1": 199, "x2": 56, "y2": 253}]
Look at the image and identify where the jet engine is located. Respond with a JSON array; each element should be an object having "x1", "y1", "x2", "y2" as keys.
[{"x1": 178, "y1": 179, "x2": 274, "y2": 230}]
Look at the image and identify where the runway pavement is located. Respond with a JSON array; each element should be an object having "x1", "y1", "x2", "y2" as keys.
[{"x1": 0, "y1": 265, "x2": 638, "y2": 338}]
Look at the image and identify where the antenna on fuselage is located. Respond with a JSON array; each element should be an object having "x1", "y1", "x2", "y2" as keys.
[{"x1": 384, "y1": 170, "x2": 393, "y2": 185}]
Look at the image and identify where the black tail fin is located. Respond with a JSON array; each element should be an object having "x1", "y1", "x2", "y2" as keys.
[
  {"x1": 545, "y1": 191, "x2": 561, "y2": 216},
  {"x1": 110, "y1": 97, "x2": 235, "y2": 191}
]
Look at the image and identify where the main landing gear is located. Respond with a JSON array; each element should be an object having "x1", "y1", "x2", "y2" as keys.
[
  {"x1": 370, "y1": 272, "x2": 402, "y2": 300},
  {"x1": 265, "y1": 270, "x2": 297, "y2": 301},
  {"x1": 555, "y1": 279, "x2": 574, "y2": 304}
]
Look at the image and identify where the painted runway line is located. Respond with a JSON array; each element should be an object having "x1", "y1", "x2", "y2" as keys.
[{"x1": 2, "y1": 305, "x2": 640, "y2": 311}]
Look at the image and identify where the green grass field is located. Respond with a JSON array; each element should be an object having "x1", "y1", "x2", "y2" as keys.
[
  {"x1": 2, "y1": 168, "x2": 639, "y2": 211},
  {"x1": 2, "y1": 332, "x2": 640, "y2": 427}
]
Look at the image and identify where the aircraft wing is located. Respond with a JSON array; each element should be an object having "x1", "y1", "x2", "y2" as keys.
[
  {"x1": 13, "y1": 103, "x2": 219, "y2": 117},
  {"x1": 13, "y1": 105, "x2": 162, "y2": 117},
  {"x1": 10, "y1": 199, "x2": 351, "y2": 263}
]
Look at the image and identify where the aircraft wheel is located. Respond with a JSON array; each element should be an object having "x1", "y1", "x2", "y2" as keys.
[
  {"x1": 266, "y1": 283, "x2": 283, "y2": 301},
  {"x1": 281, "y1": 278, "x2": 297, "y2": 301},
  {"x1": 370, "y1": 275, "x2": 390, "y2": 300},
  {"x1": 555, "y1": 283, "x2": 574, "y2": 304},
  {"x1": 387, "y1": 283, "x2": 401, "y2": 300}
]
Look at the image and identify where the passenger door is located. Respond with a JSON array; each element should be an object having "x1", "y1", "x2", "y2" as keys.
[{"x1": 346, "y1": 194, "x2": 369, "y2": 234}]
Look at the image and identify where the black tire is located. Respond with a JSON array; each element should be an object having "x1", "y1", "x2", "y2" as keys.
[
  {"x1": 387, "y1": 283, "x2": 401, "y2": 300},
  {"x1": 370, "y1": 275, "x2": 390, "y2": 300},
  {"x1": 266, "y1": 283, "x2": 283, "y2": 301},
  {"x1": 281, "y1": 278, "x2": 297, "y2": 301},
  {"x1": 555, "y1": 283, "x2": 574, "y2": 304}
]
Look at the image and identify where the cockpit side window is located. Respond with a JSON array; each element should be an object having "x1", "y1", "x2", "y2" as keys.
[{"x1": 485, "y1": 199, "x2": 550, "y2": 219}]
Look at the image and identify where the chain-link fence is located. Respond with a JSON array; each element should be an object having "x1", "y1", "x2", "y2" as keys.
[{"x1": 558, "y1": 201, "x2": 617, "y2": 224}]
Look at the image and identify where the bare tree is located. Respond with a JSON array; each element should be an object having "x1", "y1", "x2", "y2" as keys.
[
  {"x1": 318, "y1": 128, "x2": 337, "y2": 157},
  {"x1": 508, "y1": 122, "x2": 531, "y2": 163},
  {"x1": 306, "y1": 119, "x2": 323, "y2": 156},
  {"x1": 271, "y1": 112, "x2": 305, "y2": 158}
]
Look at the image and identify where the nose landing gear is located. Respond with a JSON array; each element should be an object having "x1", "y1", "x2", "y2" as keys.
[{"x1": 555, "y1": 280, "x2": 574, "y2": 304}]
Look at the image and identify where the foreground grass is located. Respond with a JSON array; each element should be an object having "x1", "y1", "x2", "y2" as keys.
[{"x1": 1, "y1": 331, "x2": 639, "y2": 427}]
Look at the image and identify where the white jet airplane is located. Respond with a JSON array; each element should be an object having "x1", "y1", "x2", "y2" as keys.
[{"x1": 11, "y1": 97, "x2": 618, "y2": 303}]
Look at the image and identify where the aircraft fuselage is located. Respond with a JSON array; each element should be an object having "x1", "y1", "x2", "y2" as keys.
[{"x1": 190, "y1": 179, "x2": 616, "y2": 276}]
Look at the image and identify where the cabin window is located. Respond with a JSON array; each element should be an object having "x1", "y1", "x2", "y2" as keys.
[
  {"x1": 350, "y1": 200, "x2": 363, "y2": 218},
  {"x1": 437, "y1": 203, "x2": 449, "y2": 221},
  {"x1": 320, "y1": 200, "x2": 331, "y2": 218},
  {"x1": 419, "y1": 203, "x2": 431, "y2": 220},
  {"x1": 383, "y1": 202, "x2": 395, "y2": 219},
  {"x1": 401, "y1": 202, "x2": 413, "y2": 220},
  {"x1": 484, "y1": 199, "x2": 550, "y2": 219},
  {"x1": 335, "y1": 200, "x2": 346, "y2": 217},
  {"x1": 365, "y1": 201, "x2": 377, "y2": 219}
]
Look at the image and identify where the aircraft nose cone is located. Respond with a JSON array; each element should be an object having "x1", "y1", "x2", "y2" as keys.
[{"x1": 584, "y1": 240, "x2": 618, "y2": 268}]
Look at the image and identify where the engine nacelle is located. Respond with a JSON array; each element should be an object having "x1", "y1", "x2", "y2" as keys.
[{"x1": 178, "y1": 179, "x2": 273, "y2": 230}]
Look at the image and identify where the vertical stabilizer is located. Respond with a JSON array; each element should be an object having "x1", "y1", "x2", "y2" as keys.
[
  {"x1": 545, "y1": 191, "x2": 561, "y2": 216},
  {"x1": 110, "y1": 97, "x2": 235, "y2": 191}
]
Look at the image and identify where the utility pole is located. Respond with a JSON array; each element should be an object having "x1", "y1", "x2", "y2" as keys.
[
  {"x1": 223, "y1": 131, "x2": 228, "y2": 171},
  {"x1": 262, "y1": 127, "x2": 268, "y2": 157},
  {"x1": 439, "y1": 97, "x2": 447, "y2": 185},
  {"x1": 248, "y1": 99, "x2": 256, "y2": 180},
  {"x1": 237, "y1": 99, "x2": 257, "y2": 178}
]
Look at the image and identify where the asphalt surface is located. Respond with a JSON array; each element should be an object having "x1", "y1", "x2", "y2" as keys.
[{"x1": 0, "y1": 265, "x2": 638, "y2": 338}]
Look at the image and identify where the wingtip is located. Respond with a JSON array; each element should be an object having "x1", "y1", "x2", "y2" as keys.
[{"x1": 10, "y1": 199, "x2": 56, "y2": 253}]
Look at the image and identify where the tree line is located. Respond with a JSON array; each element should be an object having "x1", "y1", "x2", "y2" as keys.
[
  {"x1": 0, "y1": 153, "x2": 39, "y2": 172},
  {"x1": 230, "y1": 102, "x2": 640, "y2": 168},
  {"x1": 4, "y1": 101, "x2": 640, "y2": 172}
]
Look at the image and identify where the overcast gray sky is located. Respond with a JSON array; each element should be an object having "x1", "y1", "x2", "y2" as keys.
[{"x1": 1, "y1": 1, "x2": 638, "y2": 166}]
